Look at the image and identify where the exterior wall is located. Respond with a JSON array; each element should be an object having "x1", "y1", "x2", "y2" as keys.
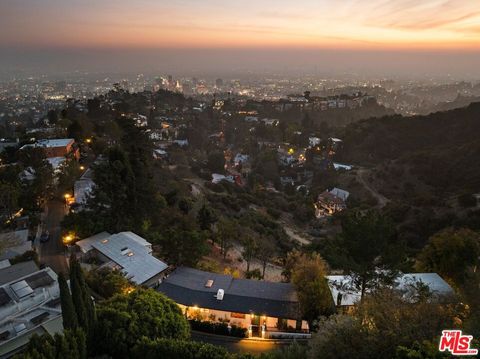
[
  {"x1": 42, "y1": 141, "x2": 79, "y2": 160},
  {"x1": 175, "y1": 303, "x2": 309, "y2": 334},
  {"x1": 142, "y1": 272, "x2": 166, "y2": 288}
]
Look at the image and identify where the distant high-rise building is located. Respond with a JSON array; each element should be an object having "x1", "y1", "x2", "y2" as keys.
[{"x1": 215, "y1": 78, "x2": 224, "y2": 88}]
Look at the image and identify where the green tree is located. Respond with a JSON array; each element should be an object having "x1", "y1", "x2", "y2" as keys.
[
  {"x1": 216, "y1": 217, "x2": 238, "y2": 259},
  {"x1": 308, "y1": 315, "x2": 371, "y2": 359},
  {"x1": 256, "y1": 237, "x2": 276, "y2": 279},
  {"x1": 69, "y1": 255, "x2": 95, "y2": 333},
  {"x1": 355, "y1": 288, "x2": 457, "y2": 358},
  {"x1": 58, "y1": 272, "x2": 78, "y2": 329},
  {"x1": 67, "y1": 119, "x2": 85, "y2": 141},
  {"x1": 416, "y1": 228, "x2": 480, "y2": 285},
  {"x1": 241, "y1": 234, "x2": 258, "y2": 273},
  {"x1": 94, "y1": 289, "x2": 190, "y2": 358},
  {"x1": 207, "y1": 151, "x2": 226, "y2": 173},
  {"x1": 291, "y1": 252, "x2": 334, "y2": 328},
  {"x1": 89, "y1": 146, "x2": 135, "y2": 231},
  {"x1": 178, "y1": 197, "x2": 193, "y2": 214},
  {"x1": 0, "y1": 181, "x2": 19, "y2": 224},
  {"x1": 197, "y1": 204, "x2": 217, "y2": 231},
  {"x1": 85, "y1": 267, "x2": 132, "y2": 299},
  {"x1": 15, "y1": 329, "x2": 86, "y2": 359},
  {"x1": 158, "y1": 229, "x2": 208, "y2": 266},
  {"x1": 337, "y1": 210, "x2": 402, "y2": 300},
  {"x1": 132, "y1": 337, "x2": 232, "y2": 359},
  {"x1": 395, "y1": 340, "x2": 450, "y2": 359},
  {"x1": 47, "y1": 109, "x2": 58, "y2": 125}
]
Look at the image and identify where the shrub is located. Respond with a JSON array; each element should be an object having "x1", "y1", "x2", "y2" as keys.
[
  {"x1": 189, "y1": 319, "x2": 247, "y2": 338},
  {"x1": 132, "y1": 338, "x2": 232, "y2": 359},
  {"x1": 10, "y1": 250, "x2": 38, "y2": 265}
]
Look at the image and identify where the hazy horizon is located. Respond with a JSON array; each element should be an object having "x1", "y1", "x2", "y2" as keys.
[{"x1": 1, "y1": 0, "x2": 480, "y2": 79}]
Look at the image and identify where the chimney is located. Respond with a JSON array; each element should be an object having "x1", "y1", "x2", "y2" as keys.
[{"x1": 216, "y1": 289, "x2": 224, "y2": 301}]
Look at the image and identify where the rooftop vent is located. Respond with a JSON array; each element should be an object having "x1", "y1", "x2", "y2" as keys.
[
  {"x1": 121, "y1": 248, "x2": 130, "y2": 256},
  {"x1": 101, "y1": 239, "x2": 108, "y2": 244},
  {"x1": 216, "y1": 289, "x2": 224, "y2": 301},
  {"x1": 205, "y1": 279, "x2": 214, "y2": 288}
]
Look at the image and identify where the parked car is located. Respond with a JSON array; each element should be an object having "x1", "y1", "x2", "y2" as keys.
[{"x1": 40, "y1": 231, "x2": 50, "y2": 243}]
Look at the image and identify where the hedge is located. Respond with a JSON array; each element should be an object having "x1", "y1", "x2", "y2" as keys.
[{"x1": 189, "y1": 320, "x2": 247, "y2": 338}]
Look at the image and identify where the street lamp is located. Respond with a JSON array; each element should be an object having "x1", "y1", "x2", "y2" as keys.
[{"x1": 62, "y1": 234, "x2": 74, "y2": 245}]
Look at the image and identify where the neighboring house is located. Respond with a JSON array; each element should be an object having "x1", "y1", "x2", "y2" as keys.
[
  {"x1": 157, "y1": 267, "x2": 310, "y2": 339},
  {"x1": 308, "y1": 137, "x2": 321, "y2": 147},
  {"x1": 261, "y1": 118, "x2": 279, "y2": 126},
  {"x1": 211, "y1": 174, "x2": 235, "y2": 184},
  {"x1": 233, "y1": 154, "x2": 249, "y2": 167},
  {"x1": 173, "y1": 139, "x2": 188, "y2": 147},
  {"x1": 75, "y1": 232, "x2": 169, "y2": 286},
  {"x1": 153, "y1": 149, "x2": 168, "y2": 160},
  {"x1": 0, "y1": 261, "x2": 63, "y2": 358},
  {"x1": 327, "y1": 273, "x2": 454, "y2": 312},
  {"x1": 315, "y1": 187, "x2": 350, "y2": 218},
  {"x1": 329, "y1": 137, "x2": 343, "y2": 151},
  {"x1": 333, "y1": 163, "x2": 353, "y2": 171},
  {"x1": 73, "y1": 169, "x2": 95, "y2": 209},
  {"x1": 0, "y1": 230, "x2": 31, "y2": 261},
  {"x1": 21, "y1": 139, "x2": 79, "y2": 160}
]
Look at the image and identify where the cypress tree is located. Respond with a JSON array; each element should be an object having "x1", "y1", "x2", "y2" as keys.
[
  {"x1": 58, "y1": 272, "x2": 78, "y2": 329},
  {"x1": 69, "y1": 256, "x2": 88, "y2": 331}
]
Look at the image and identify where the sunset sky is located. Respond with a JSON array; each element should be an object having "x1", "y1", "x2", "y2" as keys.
[{"x1": 1, "y1": 0, "x2": 479, "y2": 76}]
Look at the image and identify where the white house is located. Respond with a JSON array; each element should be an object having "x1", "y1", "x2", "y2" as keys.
[
  {"x1": 0, "y1": 230, "x2": 31, "y2": 261},
  {"x1": 327, "y1": 273, "x2": 454, "y2": 309},
  {"x1": 76, "y1": 232, "x2": 169, "y2": 286},
  {"x1": 0, "y1": 261, "x2": 63, "y2": 358}
]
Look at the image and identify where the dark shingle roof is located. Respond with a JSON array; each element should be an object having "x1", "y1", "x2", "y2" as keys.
[{"x1": 157, "y1": 267, "x2": 301, "y2": 320}]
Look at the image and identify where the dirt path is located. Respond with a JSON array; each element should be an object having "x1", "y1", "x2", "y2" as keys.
[
  {"x1": 283, "y1": 225, "x2": 311, "y2": 246},
  {"x1": 356, "y1": 168, "x2": 389, "y2": 208}
]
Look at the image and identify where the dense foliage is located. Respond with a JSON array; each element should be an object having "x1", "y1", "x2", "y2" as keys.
[{"x1": 94, "y1": 289, "x2": 190, "y2": 358}]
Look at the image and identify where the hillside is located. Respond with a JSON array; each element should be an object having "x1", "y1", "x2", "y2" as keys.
[{"x1": 339, "y1": 102, "x2": 480, "y2": 193}]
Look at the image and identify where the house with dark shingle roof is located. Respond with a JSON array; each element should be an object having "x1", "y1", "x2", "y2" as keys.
[{"x1": 157, "y1": 267, "x2": 309, "y2": 337}]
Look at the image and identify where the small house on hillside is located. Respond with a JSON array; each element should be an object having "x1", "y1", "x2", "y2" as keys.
[{"x1": 315, "y1": 187, "x2": 350, "y2": 218}]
